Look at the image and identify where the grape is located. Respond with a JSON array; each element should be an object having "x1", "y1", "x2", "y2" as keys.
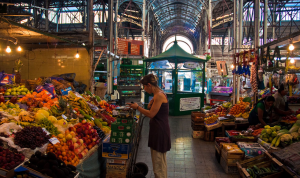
[{"x1": 14, "y1": 126, "x2": 50, "y2": 149}]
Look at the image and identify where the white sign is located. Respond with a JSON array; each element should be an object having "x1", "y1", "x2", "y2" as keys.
[
  {"x1": 180, "y1": 97, "x2": 201, "y2": 111},
  {"x1": 42, "y1": 128, "x2": 50, "y2": 135},
  {"x1": 183, "y1": 62, "x2": 199, "y2": 69},
  {"x1": 49, "y1": 137, "x2": 60, "y2": 145},
  {"x1": 62, "y1": 114, "x2": 68, "y2": 120}
]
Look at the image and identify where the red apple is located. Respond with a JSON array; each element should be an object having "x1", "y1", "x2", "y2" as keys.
[{"x1": 69, "y1": 144, "x2": 74, "y2": 151}]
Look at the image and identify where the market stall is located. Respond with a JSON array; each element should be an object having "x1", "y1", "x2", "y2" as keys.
[{"x1": 143, "y1": 40, "x2": 207, "y2": 115}]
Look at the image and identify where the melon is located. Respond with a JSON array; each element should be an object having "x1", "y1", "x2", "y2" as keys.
[
  {"x1": 297, "y1": 114, "x2": 300, "y2": 120},
  {"x1": 37, "y1": 109, "x2": 50, "y2": 118},
  {"x1": 35, "y1": 112, "x2": 47, "y2": 122},
  {"x1": 48, "y1": 116, "x2": 57, "y2": 124}
]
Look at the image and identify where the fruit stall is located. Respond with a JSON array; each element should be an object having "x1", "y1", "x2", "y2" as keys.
[{"x1": 0, "y1": 71, "x2": 139, "y2": 178}]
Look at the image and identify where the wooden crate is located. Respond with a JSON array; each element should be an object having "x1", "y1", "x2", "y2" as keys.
[
  {"x1": 191, "y1": 121, "x2": 205, "y2": 131},
  {"x1": 215, "y1": 137, "x2": 231, "y2": 153},
  {"x1": 220, "y1": 156, "x2": 239, "y2": 174},
  {"x1": 221, "y1": 148, "x2": 245, "y2": 160},
  {"x1": 236, "y1": 152, "x2": 283, "y2": 178}
]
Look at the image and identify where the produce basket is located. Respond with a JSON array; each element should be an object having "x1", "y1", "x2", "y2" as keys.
[{"x1": 237, "y1": 152, "x2": 283, "y2": 178}]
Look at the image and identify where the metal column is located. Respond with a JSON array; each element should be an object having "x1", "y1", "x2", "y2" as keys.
[
  {"x1": 45, "y1": 0, "x2": 49, "y2": 31},
  {"x1": 232, "y1": 0, "x2": 237, "y2": 105},
  {"x1": 264, "y1": 0, "x2": 268, "y2": 44},
  {"x1": 204, "y1": 12, "x2": 208, "y2": 53},
  {"x1": 108, "y1": 0, "x2": 114, "y2": 95},
  {"x1": 254, "y1": 0, "x2": 260, "y2": 49},
  {"x1": 272, "y1": 0, "x2": 275, "y2": 40},
  {"x1": 142, "y1": 0, "x2": 146, "y2": 55},
  {"x1": 115, "y1": 0, "x2": 119, "y2": 55},
  {"x1": 88, "y1": 0, "x2": 94, "y2": 93},
  {"x1": 208, "y1": 0, "x2": 212, "y2": 54},
  {"x1": 102, "y1": 2, "x2": 105, "y2": 37}
]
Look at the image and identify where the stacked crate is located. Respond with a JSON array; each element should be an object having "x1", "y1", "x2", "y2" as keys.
[
  {"x1": 104, "y1": 109, "x2": 135, "y2": 178},
  {"x1": 191, "y1": 111, "x2": 206, "y2": 138},
  {"x1": 220, "y1": 143, "x2": 245, "y2": 174}
]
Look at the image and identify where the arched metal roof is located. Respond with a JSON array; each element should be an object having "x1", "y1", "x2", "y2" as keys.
[{"x1": 151, "y1": 0, "x2": 203, "y2": 32}]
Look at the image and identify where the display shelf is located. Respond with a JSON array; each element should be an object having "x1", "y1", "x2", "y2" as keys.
[{"x1": 118, "y1": 63, "x2": 143, "y2": 101}]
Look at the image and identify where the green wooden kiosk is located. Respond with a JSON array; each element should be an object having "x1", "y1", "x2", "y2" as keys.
[{"x1": 143, "y1": 41, "x2": 207, "y2": 116}]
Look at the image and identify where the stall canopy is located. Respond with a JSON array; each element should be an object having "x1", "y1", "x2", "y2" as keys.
[{"x1": 145, "y1": 41, "x2": 207, "y2": 62}]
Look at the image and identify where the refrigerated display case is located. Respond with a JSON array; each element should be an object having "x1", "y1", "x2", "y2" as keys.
[{"x1": 117, "y1": 64, "x2": 143, "y2": 103}]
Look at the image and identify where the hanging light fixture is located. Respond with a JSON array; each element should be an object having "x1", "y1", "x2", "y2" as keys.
[
  {"x1": 75, "y1": 49, "x2": 79, "y2": 58},
  {"x1": 289, "y1": 44, "x2": 295, "y2": 51},
  {"x1": 17, "y1": 46, "x2": 22, "y2": 52},
  {"x1": 6, "y1": 46, "x2": 11, "y2": 53},
  {"x1": 290, "y1": 58, "x2": 295, "y2": 64},
  {"x1": 231, "y1": 64, "x2": 234, "y2": 69}
]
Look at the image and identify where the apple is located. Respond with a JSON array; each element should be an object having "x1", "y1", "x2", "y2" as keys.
[
  {"x1": 74, "y1": 148, "x2": 81, "y2": 155},
  {"x1": 78, "y1": 139, "x2": 84, "y2": 144},
  {"x1": 70, "y1": 131, "x2": 76, "y2": 137},
  {"x1": 82, "y1": 120, "x2": 87, "y2": 124},
  {"x1": 72, "y1": 137, "x2": 77, "y2": 143},
  {"x1": 74, "y1": 143, "x2": 80, "y2": 149},
  {"x1": 65, "y1": 130, "x2": 70, "y2": 135},
  {"x1": 69, "y1": 144, "x2": 74, "y2": 151},
  {"x1": 78, "y1": 153, "x2": 83, "y2": 159},
  {"x1": 62, "y1": 138, "x2": 66, "y2": 143}
]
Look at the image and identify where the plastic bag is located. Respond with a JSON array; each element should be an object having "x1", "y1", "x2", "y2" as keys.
[
  {"x1": 59, "y1": 73, "x2": 76, "y2": 82},
  {"x1": 0, "y1": 73, "x2": 15, "y2": 86},
  {"x1": 0, "y1": 123, "x2": 49, "y2": 158}
]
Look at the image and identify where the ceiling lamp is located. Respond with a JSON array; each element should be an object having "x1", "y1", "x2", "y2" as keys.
[
  {"x1": 17, "y1": 46, "x2": 22, "y2": 52},
  {"x1": 75, "y1": 50, "x2": 79, "y2": 58},
  {"x1": 289, "y1": 44, "x2": 295, "y2": 51},
  {"x1": 290, "y1": 58, "x2": 295, "y2": 64},
  {"x1": 6, "y1": 46, "x2": 11, "y2": 53},
  {"x1": 231, "y1": 64, "x2": 234, "y2": 69}
]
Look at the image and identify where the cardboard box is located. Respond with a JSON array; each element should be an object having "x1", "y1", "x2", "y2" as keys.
[
  {"x1": 106, "y1": 159, "x2": 129, "y2": 178},
  {"x1": 102, "y1": 135, "x2": 132, "y2": 159},
  {"x1": 192, "y1": 131, "x2": 204, "y2": 139}
]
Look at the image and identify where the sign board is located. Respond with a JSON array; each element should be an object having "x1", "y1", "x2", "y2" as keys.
[
  {"x1": 180, "y1": 97, "x2": 201, "y2": 111},
  {"x1": 183, "y1": 62, "x2": 200, "y2": 69},
  {"x1": 95, "y1": 46, "x2": 107, "y2": 51},
  {"x1": 60, "y1": 87, "x2": 72, "y2": 95},
  {"x1": 116, "y1": 38, "x2": 143, "y2": 56},
  {"x1": 216, "y1": 61, "x2": 228, "y2": 76}
]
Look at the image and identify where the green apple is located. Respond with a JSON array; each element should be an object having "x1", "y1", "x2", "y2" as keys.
[
  {"x1": 11, "y1": 88, "x2": 16, "y2": 92},
  {"x1": 22, "y1": 88, "x2": 28, "y2": 92},
  {"x1": 6, "y1": 89, "x2": 12, "y2": 92},
  {"x1": 21, "y1": 92, "x2": 26, "y2": 95},
  {"x1": 11, "y1": 92, "x2": 17, "y2": 96},
  {"x1": 4, "y1": 92, "x2": 10, "y2": 96},
  {"x1": 16, "y1": 92, "x2": 20, "y2": 96}
]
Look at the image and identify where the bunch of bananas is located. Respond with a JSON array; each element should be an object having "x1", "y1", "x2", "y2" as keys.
[
  {"x1": 49, "y1": 105, "x2": 65, "y2": 117},
  {"x1": 204, "y1": 115, "x2": 218, "y2": 124},
  {"x1": 242, "y1": 112, "x2": 249, "y2": 119},
  {"x1": 65, "y1": 95, "x2": 95, "y2": 116},
  {"x1": 19, "y1": 115, "x2": 35, "y2": 122}
]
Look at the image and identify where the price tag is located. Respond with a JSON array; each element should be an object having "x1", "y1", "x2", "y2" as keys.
[
  {"x1": 91, "y1": 117, "x2": 94, "y2": 120},
  {"x1": 73, "y1": 110, "x2": 77, "y2": 114},
  {"x1": 62, "y1": 114, "x2": 68, "y2": 120},
  {"x1": 49, "y1": 137, "x2": 60, "y2": 145},
  {"x1": 42, "y1": 128, "x2": 50, "y2": 135}
]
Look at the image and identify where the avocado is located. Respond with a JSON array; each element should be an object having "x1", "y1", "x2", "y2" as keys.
[{"x1": 47, "y1": 152, "x2": 57, "y2": 160}]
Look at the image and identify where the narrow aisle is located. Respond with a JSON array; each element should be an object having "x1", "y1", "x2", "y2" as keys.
[{"x1": 136, "y1": 116, "x2": 240, "y2": 178}]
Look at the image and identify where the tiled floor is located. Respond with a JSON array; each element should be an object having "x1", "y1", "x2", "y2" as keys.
[{"x1": 136, "y1": 116, "x2": 240, "y2": 178}]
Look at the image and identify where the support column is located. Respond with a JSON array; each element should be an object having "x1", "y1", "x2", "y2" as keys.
[
  {"x1": 232, "y1": 0, "x2": 237, "y2": 104},
  {"x1": 264, "y1": 0, "x2": 268, "y2": 44},
  {"x1": 204, "y1": 12, "x2": 208, "y2": 53},
  {"x1": 272, "y1": 0, "x2": 275, "y2": 40},
  {"x1": 115, "y1": 0, "x2": 119, "y2": 55},
  {"x1": 33, "y1": 0, "x2": 38, "y2": 28},
  {"x1": 199, "y1": 31, "x2": 202, "y2": 55},
  {"x1": 45, "y1": 0, "x2": 49, "y2": 31},
  {"x1": 56, "y1": 9, "x2": 60, "y2": 32},
  {"x1": 237, "y1": 0, "x2": 243, "y2": 101},
  {"x1": 88, "y1": 0, "x2": 94, "y2": 93},
  {"x1": 102, "y1": 2, "x2": 105, "y2": 37},
  {"x1": 142, "y1": 0, "x2": 146, "y2": 56},
  {"x1": 107, "y1": 0, "x2": 114, "y2": 95},
  {"x1": 147, "y1": 12, "x2": 150, "y2": 57},
  {"x1": 208, "y1": 0, "x2": 212, "y2": 54},
  {"x1": 254, "y1": 0, "x2": 260, "y2": 48}
]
